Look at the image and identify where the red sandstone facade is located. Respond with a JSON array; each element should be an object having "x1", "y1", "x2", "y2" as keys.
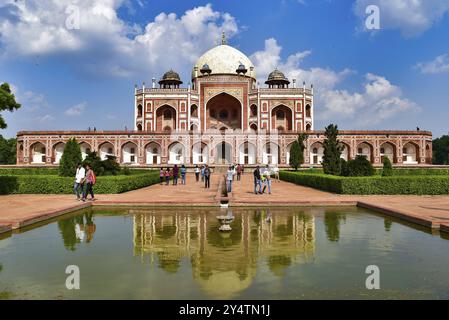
[{"x1": 16, "y1": 41, "x2": 432, "y2": 167}]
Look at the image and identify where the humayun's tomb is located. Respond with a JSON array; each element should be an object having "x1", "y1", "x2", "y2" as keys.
[{"x1": 16, "y1": 36, "x2": 432, "y2": 167}]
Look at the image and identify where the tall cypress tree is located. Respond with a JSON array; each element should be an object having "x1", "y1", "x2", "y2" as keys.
[
  {"x1": 322, "y1": 124, "x2": 343, "y2": 175},
  {"x1": 289, "y1": 140, "x2": 301, "y2": 171},
  {"x1": 298, "y1": 133, "x2": 308, "y2": 167},
  {"x1": 59, "y1": 138, "x2": 82, "y2": 177}
]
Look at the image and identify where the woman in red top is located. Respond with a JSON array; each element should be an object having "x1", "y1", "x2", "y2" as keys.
[{"x1": 82, "y1": 164, "x2": 95, "y2": 202}]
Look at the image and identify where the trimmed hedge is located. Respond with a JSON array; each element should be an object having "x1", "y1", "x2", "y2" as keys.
[
  {"x1": 0, "y1": 172, "x2": 161, "y2": 195},
  {"x1": 280, "y1": 171, "x2": 449, "y2": 195},
  {"x1": 0, "y1": 167, "x2": 154, "y2": 176}
]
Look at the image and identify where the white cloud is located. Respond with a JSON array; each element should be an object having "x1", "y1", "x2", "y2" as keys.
[
  {"x1": 251, "y1": 38, "x2": 420, "y2": 126},
  {"x1": 0, "y1": 1, "x2": 238, "y2": 78},
  {"x1": 354, "y1": 0, "x2": 449, "y2": 37},
  {"x1": 320, "y1": 74, "x2": 420, "y2": 125},
  {"x1": 65, "y1": 102, "x2": 87, "y2": 116},
  {"x1": 36, "y1": 114, "x2": 54, "y2": 122},
  {"x1": 415, "y1": 54, "x2": 449, "y2": 74}
]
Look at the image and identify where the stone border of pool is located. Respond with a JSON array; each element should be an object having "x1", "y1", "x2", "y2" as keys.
[{"x1": 2, "y1": 199, "x2": 449, "y2": 236}]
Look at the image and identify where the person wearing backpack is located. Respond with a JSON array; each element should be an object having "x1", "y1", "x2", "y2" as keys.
[{"x1": 82, "y1": 164, "x2": 96, "y2": 202}]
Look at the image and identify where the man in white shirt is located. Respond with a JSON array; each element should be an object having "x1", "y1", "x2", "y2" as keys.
[{"x1": 74, "y1": 163, "x2": 86, "y2": 200}]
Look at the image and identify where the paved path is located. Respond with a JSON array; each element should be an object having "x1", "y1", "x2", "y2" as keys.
[{"x1": 1, "y1": 173, "x2": 449, "y2": 233}]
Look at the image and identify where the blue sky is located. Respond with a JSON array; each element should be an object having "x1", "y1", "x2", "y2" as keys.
[{"x1": 1, "y1": 0, "x2": 449, "y2": 138}]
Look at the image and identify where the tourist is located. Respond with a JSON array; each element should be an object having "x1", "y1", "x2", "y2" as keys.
[
  {"x1": 204, "y1": 165, "x2": 211, "y2": 189},
  {"x1": 159, "y1": 167, "x2": 164, "y2": 185},
  {"x1": 82, "y1": 164, "x2": 96, "y2": 202},
  {"x1": 165, "y1": 168, "x2": 170, "y2": 185},
  {"x1": 226, "y1": 166, "x2": 234, "y2": 193},
  {"x1": 173, "y1": 165, "x2": 179, "y2": 186},
  {"x1": 236, "y1": 164, "x2": 242, "y2": 181},
  {"x1": 263, "y1": 165, "x2": 272, "y2": 194},
  {"x1": 181, "y1": 165, "x2": 187, "y2": 185},
  {"x1": 74, "y1": 163, "x2": 85, "y2": 201},
  {"x1": 241, "y1": 164, "x2": 245, "y2": 175},
  {"x1": 201, "y1": 165, "x2": 206, "y2": 182},
  {"x1": 253, "y1": 166, "x2": 262, "y2": 194},
  {"x1": 194, "y1": 165, "x2": 200, "y2": 182}
]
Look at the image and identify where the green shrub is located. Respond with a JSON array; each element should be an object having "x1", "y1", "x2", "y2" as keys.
[
  {"x1": 59, "y1": 138, "x2": 82, "y2": 177},
  {"x1": 340, "y1": 159, "x2": 349, "y2": 177},
  {"x1": 0, "y1": 167, "x2": 59, "y2": 175},
  {"x1": 0, "y1": 172, "x2": 160, "y2": 195},
  {"x1": 382, "y1": 157, "x2": 393, "y2": 177},
  {"x1": 280, "y1": 171, "x2": 449, "y2": 195},
  {"x1": 345, "y1": 155, "x2": 375, "y2": 177}
]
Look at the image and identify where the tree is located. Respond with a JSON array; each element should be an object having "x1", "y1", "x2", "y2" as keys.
[
  {"x1": 433, "y1": 135, "x2": 449, "y2": 165},
  {"x1": 59, "y1": 138, "x2": 82, "y2": 177},
  {"x1": 322, "y1": 124, "x2": 343, "y2": 175},
  {"x1": 381, "y1": 156, "x2": 393, "y2": 177},
  {"x1": 346, "y1": 155, "x2": 375, "y2": 177},
  {"x1": 0, "y1": 135, "x2": 16, "y2": 164},
  {"x1": 289, "y1": 141, "x2": 301, "y2": 171},
  {"x1": 297, "y1": 133, "x2": 308, "y2": 166},
  {"x1": 0, "y1": 83, "x2": 21, "y2": 129}
]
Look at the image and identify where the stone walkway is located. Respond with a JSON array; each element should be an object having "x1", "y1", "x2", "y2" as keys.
[{"x1": 1, "y1": 173, "x2": 449, "y2": 233}]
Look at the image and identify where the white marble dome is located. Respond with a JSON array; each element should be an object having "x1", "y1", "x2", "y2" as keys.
[{"x1": 192, "y1": 45, "x2": 256, "y2": 79}]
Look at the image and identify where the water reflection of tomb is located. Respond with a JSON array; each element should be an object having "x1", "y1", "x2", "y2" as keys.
[{"x1": 132, "y1": 209, "x2": 315, "y2": 298}]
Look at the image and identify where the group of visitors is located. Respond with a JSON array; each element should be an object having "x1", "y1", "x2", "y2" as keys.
[
  {"x1": 74, "y1": 163, "x2": 96, "y2": 202},
  {"x1": 224, "y1": 164, "x2": 278, "y2": 194},
  {"x1": 253, "y1": 165, "x2": 275, "y2": 195},
  {"x1": 159, "y1": 164, "x2": 212, "y2": 188}
]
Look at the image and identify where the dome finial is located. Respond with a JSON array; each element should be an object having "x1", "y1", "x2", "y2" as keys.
[{"x1": 221, "y1": 31, "x2": 227, "y2": 45}]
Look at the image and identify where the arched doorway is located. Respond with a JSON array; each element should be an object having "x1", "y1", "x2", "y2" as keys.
[
  {"x1": 310, "y1": 142, "x2": 324, "y2": 165},
  {"x1": 146, "y1": 142, "x2": 161, "y2": 165},
  {"x1": 271, "y1": 105, "x2": 293, "y2": 131},
  {"x1": 215, "y1": 142, "x2": 232, "y2": 165},
  {"x1": 380, "y1": 142, "x2": 396, "y2": 163},
  {"x1": 305, "y1": 104, "x2": 312, "y2": 118},
  {"x1": 168, "y1": 142, "x2": 185, "y2": 165},
  {"x1": 263, "y1": 142, "x2": 280, "y2": 165},
  {"x1": 79, "y1": 142, "x2": 92, "y2": 161},
  {"x1": 192, "y1": 143, "x2": 209, "y2": 165},
  {"x1": 250, "y1": 104, "x2": 258, "y2": 118},
  {"x1": 136, "y1": 123, "x2": 143, "y2": 131},
  {"x1": 99, "y1": 142, "x2": 115, "y2": 161},
  {"x1": 206, "y1": 93, "x2": 242, "y2": 131},
  {"x1": 122, "y1": 142, "x2": 138, "y2": 165},
  {"x1": 137, "y1": 104, "x2": 143, "y2": 118},
  {"x1": 249, "y1": 123, "x2": 258, "y2": 133},
  {"x1": 156, "y1": 105, "x2": 177, "y2": 132},
  {"x1": 191, "y1": 104, "x2": 199, "y2": 118},
  {"x1": 305, "y1": 123, "x2": 312, "y2": 131},
  {"x1": 30, "y1": 142, "x2": 46, "y2": 164},
  {"x1": 357, "y1": 142, "x2": 374, "y2": 163},
  {"x1": 403, "y1": 142, "x2": 419, "y2": 164},
  {"x1": 239, "y1": 142, "x2": 256, "y2": 165},
  {"x1": 339, "y1": 143, "x2": 350, "y2": 161},
  {"x1": 52, "y1": 142, "x2": 65, "y2": 164}
]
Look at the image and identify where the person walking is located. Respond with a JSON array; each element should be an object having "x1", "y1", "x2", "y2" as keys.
[
  {"x1": 253, "y1": 166, "x2": 262, "y2": 194},
  {"x1": 263, "y1": 165, "x2": 272, "y2": 194},
  {"x1": 204, "y1": 165, "x2": 211, "y2": 189},
  {"x1": 173, "y1": 165, "x2": 179, "y2": 186},
  {"x1": 164, "y1": 168, "x2": 171, "y2": 185},
  {"x1": 74, "y1": 163, "x2": 85, "y2": 200},
  {"x1": 159, "y1": 167, "x2": 164, "y2": 185},
  {"x1": 236, "y1": 164, "x2": 242, "y2": 181},
  {"x1": 226, "y1": 166, "x2": 234, "y2": 193},
  {"x1": 181, "y1": 165, "x2": 187, "y2": 185},
  {"x1": 201, "y1": 165, "x2": 206, "y2": 182},
  {"x1": 194, "y1": 165, "x2": 200, "y2": 182},
  {"x1": 273, "y1": 165, "x2": 280, "y2": 182},
  {"x1": 82, "y1": 164, "x2": 96, "y2": 202}
]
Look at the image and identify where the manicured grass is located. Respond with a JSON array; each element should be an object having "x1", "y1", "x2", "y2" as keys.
[
  {"x1": 280, "y1": 171, "x2": 449, "y2": 195},
  {"x1": 0, "y1": 172, "x2": 161, "y2": 195}
]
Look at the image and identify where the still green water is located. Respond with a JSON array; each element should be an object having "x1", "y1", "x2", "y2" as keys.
[{"x1": 1, "y1": 207, "x2": 449, "y2": 300}]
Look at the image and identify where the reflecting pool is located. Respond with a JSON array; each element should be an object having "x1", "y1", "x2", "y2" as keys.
[{"x1": 1, "y1": 207, "x2": 449, "y2": 299}]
